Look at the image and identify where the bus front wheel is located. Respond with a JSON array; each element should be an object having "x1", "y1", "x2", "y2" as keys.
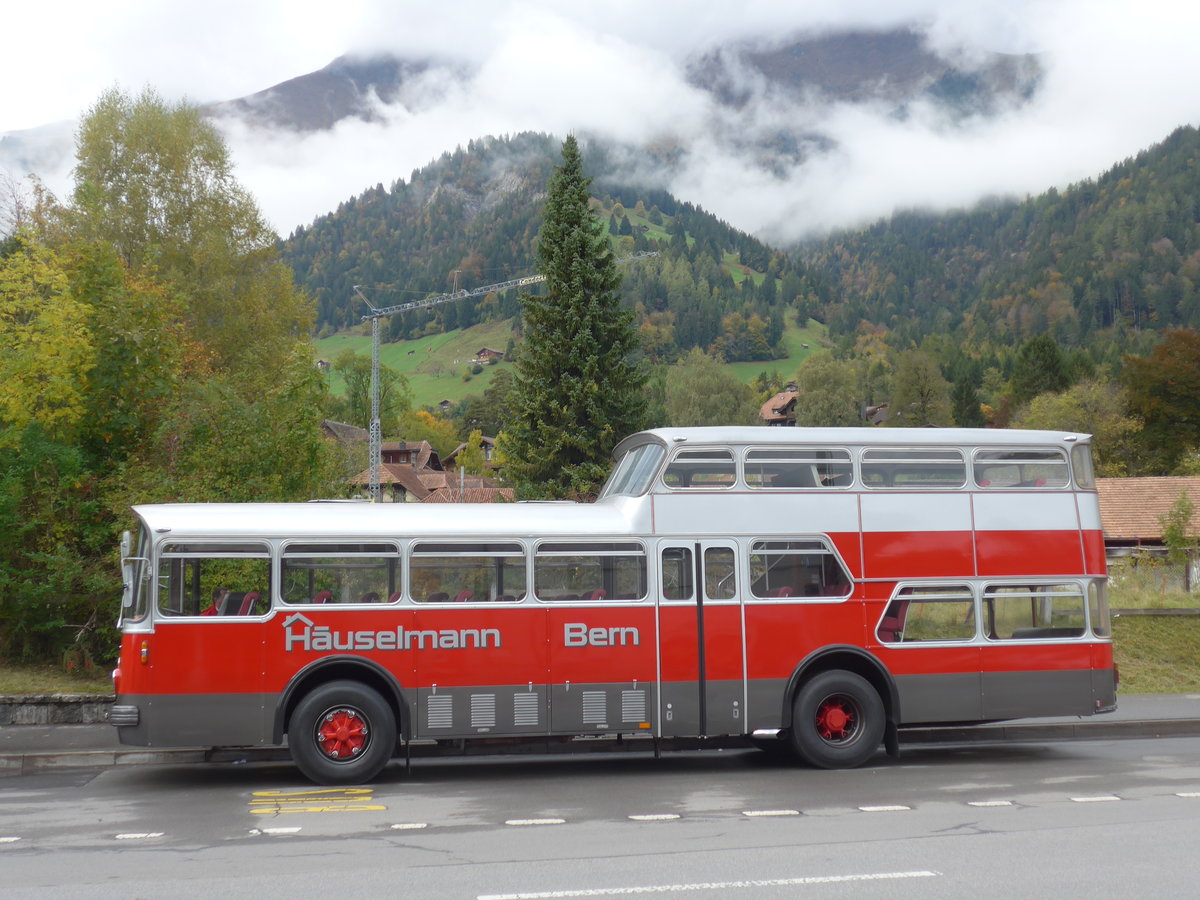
[
  {"x1": 789, "y1": 670, "x2": 884, "y2": 769},
  {"x1": 289, "y1": 680, "x2": 396, "y2": 785}
]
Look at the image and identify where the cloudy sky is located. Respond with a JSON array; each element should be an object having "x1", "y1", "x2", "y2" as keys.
[{"x1": 3, "y1": 0, "x2": 1199, "y2": 243}]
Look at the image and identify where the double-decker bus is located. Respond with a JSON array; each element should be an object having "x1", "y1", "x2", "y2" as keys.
[{"x1": 110, "y1": 427, "x2": 1115, "y2": 784}]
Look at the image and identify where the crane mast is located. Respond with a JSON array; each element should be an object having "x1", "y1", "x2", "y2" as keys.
[{"x1": 358, "y1": 251, "x2": 657, "y2": 502}]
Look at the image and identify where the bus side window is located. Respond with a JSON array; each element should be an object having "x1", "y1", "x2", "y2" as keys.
[
  {"x1": 984, "y1": 583, "x2": 1086, "y2": 639},
  {"x1": 281, "y1": 543, "x2": 401, "y2": 605},
  {"x1": 410, "y1": 542, "x2": 526, "y2": 603},
  {"x1": 535, "y1": 542, "x2": 647, "y2": 602},
  {"x1": 748, "y1": 539, "x2": 852, "y2": 599},
  {"x1": 879, "y1": 586, "x2": 975, "y2": 643},
  {"x1": 157, "y1": 542, "x2": 270, "y2": 617},
  {"x1": 660, "y1": 547, "x2": 693, "y2": 601}
]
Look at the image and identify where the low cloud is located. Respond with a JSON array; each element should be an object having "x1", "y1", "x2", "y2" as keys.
[{"x1": 5, "y1": 1, "x2": 1199, "y2": 246}]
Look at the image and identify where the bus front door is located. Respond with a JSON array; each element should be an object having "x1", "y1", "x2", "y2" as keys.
[{"x1": 657, "y1": 541, "x2": 746, "y2": 738}]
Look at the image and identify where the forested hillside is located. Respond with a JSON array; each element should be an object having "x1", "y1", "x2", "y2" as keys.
[
  {"x1": 281, "y1": 133, "x2": 824, "y2": 364},
  {"x1": 807, "y1": 125, "x2": 1200, "y2": 359}
]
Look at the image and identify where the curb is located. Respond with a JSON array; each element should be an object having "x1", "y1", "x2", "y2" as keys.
[{"x1": 4, "y1": 718, "x2": 1200, "y2": 777}]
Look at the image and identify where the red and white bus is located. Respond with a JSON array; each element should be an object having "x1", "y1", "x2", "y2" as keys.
[{"x1": 110, "y1": 427, "x2": 1115, "y2": 784}]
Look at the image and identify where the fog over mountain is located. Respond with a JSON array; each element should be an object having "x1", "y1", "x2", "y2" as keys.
[{"x1": 3, "y1": 2, "x2": 1199, "y2": 244}]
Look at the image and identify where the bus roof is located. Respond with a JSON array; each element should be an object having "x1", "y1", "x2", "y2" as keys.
[
  {"x1": 612, "y1": 426, "x2": 1092, "y2": 457},
  {"x1": 132, "y1": 498, "x2": 637, "y2": 542}
]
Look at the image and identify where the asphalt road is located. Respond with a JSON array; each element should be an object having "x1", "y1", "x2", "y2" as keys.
[{"x1": 2, "y1": 733, "x2": 1200, "y2": 898}]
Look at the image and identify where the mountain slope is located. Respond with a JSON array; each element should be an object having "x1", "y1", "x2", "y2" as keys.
[{"x1": 804, "y1": 124, "x2": 1200, "y2": 355}]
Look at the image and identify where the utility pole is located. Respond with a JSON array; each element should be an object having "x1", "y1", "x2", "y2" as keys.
[{"x1": 357, "y1": 252, "x2": 657, "y2": 501}]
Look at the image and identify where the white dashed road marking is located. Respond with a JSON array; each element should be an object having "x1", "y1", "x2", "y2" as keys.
[{"x1": 477, "y1": 870, "x2": 941, "y2": 899}]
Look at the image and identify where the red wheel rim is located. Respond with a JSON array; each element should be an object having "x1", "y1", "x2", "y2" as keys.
[
  {"x1": 813, "y1": 694, "x2": 861, "y2": 744},
  {"x1": 314, "y1": 706, "x2": 370, "y2": 761}
]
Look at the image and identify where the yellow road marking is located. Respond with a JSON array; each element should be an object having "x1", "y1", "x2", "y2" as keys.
[{"x1": 248, "y1": 787, "x2": 385, "y2": 815}]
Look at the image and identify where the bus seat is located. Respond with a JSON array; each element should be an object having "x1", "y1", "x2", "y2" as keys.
[
  {"x1": 455, "y1": 590, "x2": 474, "y2": 602},
  {"x1": 200, "y1": 605, "x2": 218, "y2": 616},
  {"x1": 237, "y1": 591, "x2": 260, "y2": 615},
  {"x1": 361, "y1": 591, "x2": 380, "y2": 603},
  {"x1": 428, "y1": 592, "x2": 449, "y2": 603},
  {"x1": 580, "y1": 589, "x2": 606, "y2": 602},
  {"x1": 220, "y1": 592, "x2": 245, "y2": 615},
  {"x1": 388, "y1": 592, "x2": 402, "y2": 603},
  {"x1": 770, "y1": 586, "x2": 793, "y2": 597},
  {"x1": 313, "y1": 590, "x2": 332, "y2": 604}
]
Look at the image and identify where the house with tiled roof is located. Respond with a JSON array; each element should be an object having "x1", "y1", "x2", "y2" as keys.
[
  {"x1": 1096, "y1": 476, "x2": 1200, "y2": 553},
  {"x1": 759, "y1": 384, "x2": 799, "y2": 426}
]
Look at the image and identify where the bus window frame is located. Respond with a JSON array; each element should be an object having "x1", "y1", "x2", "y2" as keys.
[
  {"x1": 743, "y1": 446, "x2": 854, "y2": 491},
  {"x1": 533, "y1": 540, "x2": 648, "y2": 603},
  {"x1": 409, "y1": 540, "x2": 528, "y2": 604},
  {"x1": 154, "y1": 540, "x2": 273, "y2": 620},
  {"x1": 860, "y1": 447, "x2": 967, "y2": 490},
  {"x1": 279, "y1": 541, "x2": 402, "y2": 606},
  {"x1": 661, "y1": 448, "x2": 737, "y2": 491},
  {"x1": 747, "y1": 537, "x2": 854, "y2": 602},
  {"x1": 971, "y1": 447, "x2": 1070, "y2": 490},
  {"x1": 876, "y1": 583, "x2": 979, "y2": 646}
]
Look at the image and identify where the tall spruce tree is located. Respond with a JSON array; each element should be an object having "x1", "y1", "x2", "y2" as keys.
[{"x1": 500, "y1": 136, "x2": 646, "y2": 499}]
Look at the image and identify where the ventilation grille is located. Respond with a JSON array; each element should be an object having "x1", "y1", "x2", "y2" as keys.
[
  {"x1": 470, "y1": 694, "x2": 496, "y2": 729},
  {"x1": 426, "y1": 695, "x2": 453, "y2": 729},
  {"x1": 621, "y1": 690, "x2": 647, "y2": 723},
  {"x1": 513, "y1": 692, "x2": 540, "y2": 726},
  {"x1": 582, "y1": 691, "x2": 607, "y2": 725}
]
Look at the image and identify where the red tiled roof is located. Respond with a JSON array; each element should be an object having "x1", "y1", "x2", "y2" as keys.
[
  {"x1": 1096, "y1": 476, "x2": 1200, "y2": 542},
  {"x1": 422, "y1": 487, "x2": 514, "y2": 503},
  {"x1": 759, "y1": 389, "x2": 798, "y2": 424}
]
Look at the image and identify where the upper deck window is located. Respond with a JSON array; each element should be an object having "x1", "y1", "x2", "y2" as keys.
[
  {"x1": 861, "y1": 448, "x2": 966, "y2": 489},
  {"x1": 662, "y1": 449, "x2": 736, "y2": 489},
  {"x1": 973, "y1": 449, "x2": 1069, "y2": 489},
  {"x1": 1071, "y1": 444, "x2": 1096, "y2": 489},
  {"x1": 744, "y1": 448, "x2": 852, "y2": 489},
  {"x1": 600, "y1": 442, "x2": 666, "y2": 498}
]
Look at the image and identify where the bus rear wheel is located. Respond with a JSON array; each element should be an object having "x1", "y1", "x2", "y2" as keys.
[
  {"x1": 290, "y1": 681, "x2": 396, "y2": 785},
  {"x1": 789, "y1": 670, "x2": 884, "y2": 769}
]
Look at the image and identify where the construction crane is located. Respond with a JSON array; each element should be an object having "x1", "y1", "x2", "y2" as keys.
[{"x1": 358, "y1": 251, "x2": 658, "y2": 501}]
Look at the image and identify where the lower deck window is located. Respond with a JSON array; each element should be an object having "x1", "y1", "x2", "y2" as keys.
[
  {"x1": 749, "y1": 539, "x2": 852, "y2": 599},
  {"x1": 157, "y1": 542, "x2": 270, "y2": 617},
  {"x1": 411, "y1": 542, "x2": 526, "y2": 603},
  {"x1": 535, "y1": 542, "x2": 647, "y2": 602},
  {"x1": 878, "y1": 585, "x2": 976, "y2": 643},
  {"x1": 984, "y1": 583, "x2": 1086, "y2": 639},
  {"x1": 281, "y1": 543, "x2": 400, "y2": 604}
]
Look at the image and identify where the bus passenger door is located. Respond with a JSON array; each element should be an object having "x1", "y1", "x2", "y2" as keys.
[{"x1": 657, "y1": 541, "x2": 746, "y2": 738}]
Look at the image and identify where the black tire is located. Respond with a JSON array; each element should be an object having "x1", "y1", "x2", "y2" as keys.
[
  {"x1": 789, "y1": 670, "x2": 884, "y2": 769},
  {"x1": 289, "y1": 680, "x2": 396, "y2": 785}
]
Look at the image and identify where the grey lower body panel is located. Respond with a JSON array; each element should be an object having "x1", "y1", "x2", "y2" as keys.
[
  {"x1": 896, "y1": 669, "x2": 1113, "y2": 725},
  {"x1": 114, "y1": 693, "x2": 276, "y2": 747}
]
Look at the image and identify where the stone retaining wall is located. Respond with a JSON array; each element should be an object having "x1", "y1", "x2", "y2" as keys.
[{"x1": 0, "y1": 694, "x2": 114, "y2": 726}]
